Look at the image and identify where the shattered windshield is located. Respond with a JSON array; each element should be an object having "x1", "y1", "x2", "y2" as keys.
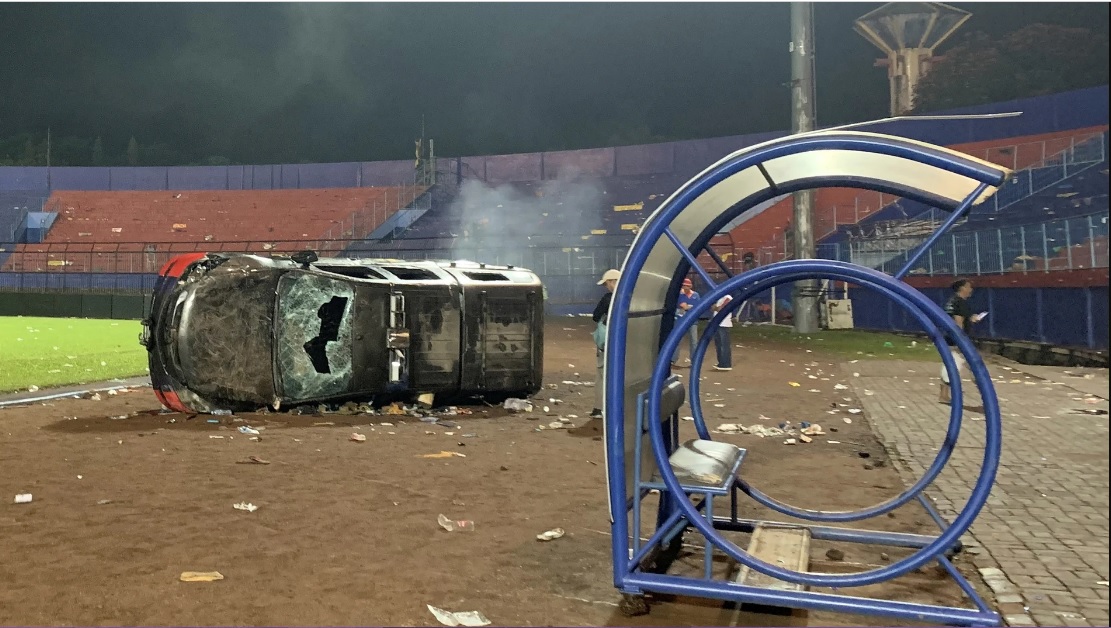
[{"x1": 276, "y1": 273, "x2": 355, "y2": 400}]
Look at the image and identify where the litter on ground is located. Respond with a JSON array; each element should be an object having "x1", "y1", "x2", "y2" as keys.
[
  {"x1": 437, "y1": 514, "x2": 475, "y2": 533},
  {"x1": 179, "y1": 571, "x2": 224, "y2": 583},
  {"x1": 427, "y1": 605, "x2": 491, "y2": 627},
  {"x1": 536, "y1": 528, "x2": 565, "y2": 542}
]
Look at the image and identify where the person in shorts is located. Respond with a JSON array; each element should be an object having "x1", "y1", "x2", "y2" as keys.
[{"x1": 939, "y1": 278, "x2": 986, "y2": 404}]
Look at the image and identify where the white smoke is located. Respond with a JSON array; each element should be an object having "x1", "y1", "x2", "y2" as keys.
[{"x1": 446, "y1": 171, "x2": 607, "y2": 260}]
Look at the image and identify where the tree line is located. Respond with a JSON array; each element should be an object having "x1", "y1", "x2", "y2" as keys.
[{"x1": 0, "y1": 133, "x2": 233, "y2": 168}]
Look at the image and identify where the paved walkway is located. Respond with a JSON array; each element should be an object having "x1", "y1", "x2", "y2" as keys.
[{"x1": 852, "y1": 357, "x2": 1109, "y2": 627}]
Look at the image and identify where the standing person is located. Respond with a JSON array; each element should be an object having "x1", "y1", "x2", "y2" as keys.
[
  {"x1": 939, "y1": 278, "x2": 986, "y2": 405},
  {"x1": 590, "y1": 269, "x2": 620, "y2": 419},
  {"x1": 671, "y1": 278, "x2": 700, "y2": 368},
  {"x1": 711, "y1": 293, "x2": 733, "y2": 371}
]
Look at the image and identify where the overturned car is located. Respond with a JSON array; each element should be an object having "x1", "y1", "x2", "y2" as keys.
[{"x1": 141, "y1": 252, "x2": 545, "y2": 413}]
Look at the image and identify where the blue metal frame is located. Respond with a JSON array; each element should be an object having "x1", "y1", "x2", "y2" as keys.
[{"x1": 604, "y1": 133, "x2": 1007, "y2": 626}]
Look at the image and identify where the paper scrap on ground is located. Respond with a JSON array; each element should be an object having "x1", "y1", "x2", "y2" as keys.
[
  {"x1": 427, "y1": 605, "x2": 491, "y2": 627},
  {"x1": 232, "y1": 502, "x2": 258, "y2": 512},
  {"x1": 420, "y1": 451, "x2": 466, "y2": 459},
  {"x1": 437, "y1": 514, "x2": 475, "y2": 532},
  {"x1": 180, "y1": 571, "x2": 224, "y2": 582},
  {"x1": 536, "y1": 527, "x2": 565, "y2": 542}
]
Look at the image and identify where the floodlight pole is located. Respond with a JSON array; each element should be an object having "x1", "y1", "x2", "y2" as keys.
[{"x1": 790, "y1": 2, "x2": 820, "y2": 333}]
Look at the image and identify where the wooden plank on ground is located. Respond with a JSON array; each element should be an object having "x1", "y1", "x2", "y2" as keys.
[{"x1": 720, "y1": 524, "x2": 812, "y2": 627}]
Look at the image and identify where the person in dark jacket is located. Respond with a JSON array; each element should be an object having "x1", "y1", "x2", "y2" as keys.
[
  {"x1": 939, "y1": 278, "x2": 986, "y2": 404},
  {"x1": 591, "y1": 269, "x2": 620, "y2": 419}
]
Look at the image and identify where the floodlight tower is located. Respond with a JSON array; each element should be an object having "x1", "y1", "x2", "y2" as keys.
[{"x1": 854, "y1": 2, "x2": 971, "y2": 115}]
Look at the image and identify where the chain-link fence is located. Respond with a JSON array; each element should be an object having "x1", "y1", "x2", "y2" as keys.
[{"x1": 816, "y1": 210, "x2": 1109, "y2": 275}]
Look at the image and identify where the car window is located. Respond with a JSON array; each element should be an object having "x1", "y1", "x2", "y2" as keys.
[{"x1": 276, "y1": 273, "x2": 355, "y2": 400}]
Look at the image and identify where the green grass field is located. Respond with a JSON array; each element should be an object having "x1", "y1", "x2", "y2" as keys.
[
  {"x1": 0, "y1": 317, "x2": 149, "y2": 393},
  {"x1": 730, "y1": 323, "x2": 940, "y2": 361}
]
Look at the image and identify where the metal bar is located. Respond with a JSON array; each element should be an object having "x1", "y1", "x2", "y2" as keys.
[
  {"x1": 622, "y1": 573, "x2": 1000, "y2": 626},
  {"x1": 1089, "y1": 214, "x2": 1097, "y2": 269},
  {"x1": 997, "y1": 228, "x2": 1004, "y2": 273},
  {"x1": 663, "y1": 227, "x2": 717, "y2": 290},
  {"x1": 894, "y1": 182, "x2": 989, "y2": 280},
  {"x1": 645, "y1": 262, "x2": 991, "y2": 587},
  {"x1": 916, "y1": 493, "x2": 951, "y2": 532},
  {"x1": 1042, "y1": 223, "x2": 1049, "y2": 273},
  {"x1": 704, "y1": 245, "x2": 734, "y2": 278},
  {"x1": 936, "y1": 554, "x2": 996, "y2": 614},
  {"x1": 711, "y1": 517, "x2": 959, "y2": 552},
  {"x1": 974, "y1": 231, "x2": 981, "y2": 275}
]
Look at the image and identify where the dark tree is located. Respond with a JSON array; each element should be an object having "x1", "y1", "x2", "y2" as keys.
[
  {"x1": 92, "y1": 136, "x2": 105, "y2": 165},
  {"x1": 126, "y1": 136, "x2": 139, "y2": 166},
  {"x1": 913, "y1": 24, "x2": 1110, "y2": 113}
]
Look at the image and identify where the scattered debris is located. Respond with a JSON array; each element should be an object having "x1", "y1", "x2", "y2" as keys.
[
  {"x1": 834, "y1": 383, "x2": 848, "y2": 390},
  {"x1": 825, "y1": 548, "x2": 845, "y2": 561},
  {"x1": 788, "y1": 382, "x2": 801, "y2": 387},
  {"x1": 417, "y1": 393, "x2": 435, "y2": 407},
  {"x1": 14, "y1": 493, "x2": 32, "y2": 504},
  {"x1": 350, "y1": 433, "x2": 367, "y2": 442},
  {"x1": 180, "y1": 571, "x2": 224, "y2": 582},
  {"x1": 420, "y1": 451, "x2": 466, "y2": 459},
  {"x1": 427, "y1": 605, "x2": 490, "y2": 627},
  {"x1": 536, "y1": 527, "x2": 566, "y2": 542},
  {"x1": 848, "y1": 408, "x2": 862, "y2": 414},
  {"x1": 236, "y1": 456, "x2": 270, "y2": 465},
  {"x1": 237, "y1": 426, "x2": 260, "y2": 435},
  {"x1": 503, "y1": 398, "x2": 534, "y2": 412},
  {"x1": 437, "y1": 514, "x2": 475, "y2": 532},
  {"x1": 232, "y1": 502, "x2": 258, "y2": 512},
  {"x1": 783, "y1": 438, "x2": 797, "y2": 445},
  {"x1": 96, "y1": 499, "x2": 112, "y2": 505}
]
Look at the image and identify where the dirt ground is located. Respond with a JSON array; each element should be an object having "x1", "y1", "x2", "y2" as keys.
[{"x1": 0, "y1": 318, "x2": 991, "y2": 626}]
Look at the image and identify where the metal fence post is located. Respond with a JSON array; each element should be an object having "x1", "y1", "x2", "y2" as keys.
[
  {"x1": 1065, "y1": 218, "x2": 1073, "y2": 269},
  {"x1": 951, "y1": 233, "x2": 957, "y2": 274},
  {"x1": 974, "y1": 231, "x2": 982, "y2": 275},
  {"x1": 1042, "y1": 223, "x2": 1049, "y2": 272},
  {"x1": 1089, "y1": 214, "x2": 1097, "y2": 268},
  {"x1": 997, "y1": 228, "x2": 1004, "y2": 273}
]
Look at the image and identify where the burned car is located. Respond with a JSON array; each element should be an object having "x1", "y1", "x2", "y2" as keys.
[{"x1": 141, "y1": 252, "x2": 544, "y2": 413}]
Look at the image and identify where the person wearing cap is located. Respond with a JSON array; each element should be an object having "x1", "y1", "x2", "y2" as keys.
[
  {"x1": 590, "y1": 269, "x2": 621, "y2": 419},
  {"x1": 711, "y1": 293, "x2": 733, "y2": 371},
  {"x1": 671, "y1": 278, "x2": 700, "y2": 368}
]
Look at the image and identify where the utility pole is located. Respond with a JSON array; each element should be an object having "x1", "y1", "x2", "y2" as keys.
[
  {"x1": 790, "y1": 2, "x2": 820, "y2": 333},
  {"x1": 46, "y1": 127, "x2": 51, "y2": 167}
]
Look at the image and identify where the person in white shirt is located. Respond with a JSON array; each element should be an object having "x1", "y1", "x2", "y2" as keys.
[{"x1": 711, "y1": 294, "x2": 733, "y2": 371}]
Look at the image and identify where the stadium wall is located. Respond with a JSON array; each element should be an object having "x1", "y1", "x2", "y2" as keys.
[{"x1": 848, "y1": 284, "x2": 1108, "y2": 352}]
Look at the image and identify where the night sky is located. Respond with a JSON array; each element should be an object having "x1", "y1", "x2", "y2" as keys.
[{"x1": 1, "y1": 2, "x2": 1107, "y2": 164}]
